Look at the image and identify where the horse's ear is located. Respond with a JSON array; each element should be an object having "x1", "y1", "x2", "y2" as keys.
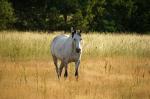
[
  {"x1": 79, "y1": 30, "x2": 82, "y2": 33},
  {"x1": 71, "y1": 27, "x2": 76, "y2": 38},
  {"x1": 71, "y1": 27, "x2": 75, "y2": 33},
  {"x1": 78, "y1": 30, "x2": 82, "y2": 36}
]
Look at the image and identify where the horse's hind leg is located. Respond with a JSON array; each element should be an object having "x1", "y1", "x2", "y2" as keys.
[
  {"x1": 52, "y1": 55, "x2": 59, "y2": 78},
  {"x1": 64, "y1": 63, "x2": 68, "y2": 78},
  {"x1": 59, "y1": 62, "x2": 64, "y2": 77}
]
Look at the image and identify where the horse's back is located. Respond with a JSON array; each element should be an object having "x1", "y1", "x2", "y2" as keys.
[
  {"x1": 51, "y1": 34, "x2": 69, "y2": 59},
  {"x1": 51, "y1": 34, "x2": 69, "y2": 47}
]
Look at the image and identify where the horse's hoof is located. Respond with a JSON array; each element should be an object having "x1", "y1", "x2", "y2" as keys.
[
  {"x1": 64, "y1": 72, "x2": 68, "y2": 78},
  {"x1": 64, "y1": 75, "x2": 68, "y2": 78},
  {"x1": 75, "y1": 76, "x2": 79, "y2": 81}
]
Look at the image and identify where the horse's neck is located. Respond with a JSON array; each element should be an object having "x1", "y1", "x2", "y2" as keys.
[{"x1": 65, "y1": 37, "x2": 75, "y2": 53}]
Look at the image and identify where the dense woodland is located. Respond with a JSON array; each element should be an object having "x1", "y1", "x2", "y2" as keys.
[{"x1": 0, "y1": 0, "x2": 150, "y2": 33}]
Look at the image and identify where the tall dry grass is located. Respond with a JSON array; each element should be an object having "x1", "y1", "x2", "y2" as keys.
[
  {"x1": 0, "y1": 58, "x2": 150, "y2": 99},
  {"x1": 0, "y1": 31, "x2": 150, "y2": 99},
  {"x1": 0, "y1": 31, "x2": 150, "y2": 60}
]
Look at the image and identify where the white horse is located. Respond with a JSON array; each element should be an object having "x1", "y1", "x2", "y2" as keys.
[{"x1": 50, "y1": 27, "x2": 82, "y2": 79}]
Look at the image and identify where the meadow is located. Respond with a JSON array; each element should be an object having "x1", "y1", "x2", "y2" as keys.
[{"x1": 0, "y1": 31, "x2": 150, "y2": 99}]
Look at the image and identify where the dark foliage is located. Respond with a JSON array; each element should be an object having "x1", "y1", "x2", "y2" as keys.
[{"x1": 0, "y1": 0, "x2": 150, "y2": 33}]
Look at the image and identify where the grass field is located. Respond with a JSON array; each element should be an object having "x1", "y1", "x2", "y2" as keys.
[{"x1": 0, "y1": 31, "x2": 150, "y2": 99}]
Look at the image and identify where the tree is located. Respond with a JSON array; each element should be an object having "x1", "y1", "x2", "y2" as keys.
[
  {"x1": 4, "y1": 0, "x2": 150, "y2": 33},
  {"x1": 71, "y1": 9, "x2": 88, "y2": 31},
  {"x1": 0, "y1": 0, "x2": 15, "y2": 30},
  {"x1": 46, "y1": 7, "x2": 61, "y2": 31},
  {"x1": 56, "y1": 0, "x2": 79, "y2": 31},
  {"x1": 11, "y1": 0, "x2": 48, "y2": 30},
  {"x1": 130, "y1": 0, "x2": 150, "y2": 32}
]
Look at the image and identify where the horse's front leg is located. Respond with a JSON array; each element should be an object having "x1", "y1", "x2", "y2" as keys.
[{"x1": 75, "y1": 60, "x2": 80, "y2": 79}]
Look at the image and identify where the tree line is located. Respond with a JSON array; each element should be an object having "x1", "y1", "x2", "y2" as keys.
[{"x1": 0, "y1": 0, "x2": 150, "y2": 33}]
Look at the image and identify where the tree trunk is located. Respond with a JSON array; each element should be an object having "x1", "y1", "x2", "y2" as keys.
[{"x1": 63, "y1": 14, "x2": 67, "y2": 33}]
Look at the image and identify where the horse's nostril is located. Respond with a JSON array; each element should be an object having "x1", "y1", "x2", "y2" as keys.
[{"x1": 76, "y1": 48, "x2": 81, "y2": 53}]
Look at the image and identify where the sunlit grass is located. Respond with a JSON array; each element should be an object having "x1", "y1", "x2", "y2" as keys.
[
  {"x1": 83, "y1": 33, "x2": 150, "y2": 58},
  {"x1": 0, "y1": 31, "x2": 150, "y2": 60},
  {"x1": 0, "y1": 31, "x2": 150, "y2": 99},
  {"x1": 0, "y1": 57, "x2": 150, "y2": 99}
]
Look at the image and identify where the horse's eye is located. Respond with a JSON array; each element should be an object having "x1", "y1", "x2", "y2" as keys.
[
  {"x1": 80, "y1": 38, "x2": 82, "y2": 41},
  {"x1": 74, "y1": 39, "x2": 76, "y2": 41}
]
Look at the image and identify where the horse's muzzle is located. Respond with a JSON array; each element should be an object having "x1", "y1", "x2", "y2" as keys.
[{"x1": 76, "y1": 48, "x2": 81, "y2": 53}]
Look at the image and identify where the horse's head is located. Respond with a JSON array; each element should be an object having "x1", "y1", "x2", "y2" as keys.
[{"x1": 71, "y1": 27, "x2": 82, "y2": 53}]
